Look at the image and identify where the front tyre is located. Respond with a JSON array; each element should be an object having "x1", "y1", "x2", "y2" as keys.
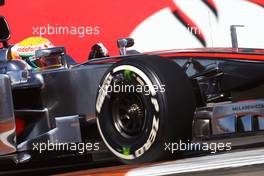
[{"x1": 96, "y1": 55, "x2": 195, "y2": 164}]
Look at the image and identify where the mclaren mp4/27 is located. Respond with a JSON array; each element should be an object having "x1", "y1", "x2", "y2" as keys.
[{"x1": 0, "y1": 16, "x2": 264, "y2": 165}]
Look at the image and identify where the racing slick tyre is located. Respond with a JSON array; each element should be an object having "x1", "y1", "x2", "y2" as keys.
[{"x1": 95, "y1": 55, "x2": 196, "y2": 164}]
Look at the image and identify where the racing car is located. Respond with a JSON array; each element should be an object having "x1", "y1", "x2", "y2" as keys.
[{"x1": 1, "y1": 14, "x2": 264, "y2": 166}]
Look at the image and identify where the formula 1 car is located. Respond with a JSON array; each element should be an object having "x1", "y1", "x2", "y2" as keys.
[{"x1": 1, "y1": 15, "x2": 264, "y2": 166}]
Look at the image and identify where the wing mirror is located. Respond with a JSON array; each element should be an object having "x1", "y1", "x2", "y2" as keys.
[
  {"x1": 117, "y1": 38, "x2": 134, "y2": 55},
  {"x1": 230, "y1": 25, "x2": 244, "y2": 50},
  {"x1": 88, "y1": 43, "x2": 109, "y2": 60},
  {"x1": 0, "y1": 16, "x2": 10, "y2": 47}
]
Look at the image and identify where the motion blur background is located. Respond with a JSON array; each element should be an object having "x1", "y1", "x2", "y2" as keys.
[{"x1": 0, "y1": 0, "x2": 264, "y2": 62}]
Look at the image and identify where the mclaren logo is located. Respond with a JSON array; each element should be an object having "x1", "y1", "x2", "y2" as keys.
[{"x1": 232, "y1": 103, "x2": 264, "y2": 111}]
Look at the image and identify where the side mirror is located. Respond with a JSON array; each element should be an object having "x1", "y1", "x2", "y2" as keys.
[
  {"x1": 117, "y1": 38, "x2": 134, "y2": 55},
  {"x1": 230, "y1": 25, "x2": 244, "y2": 50},
  {"x1": 88, "y1": 43, "x2": 109, "y2": 60},
  {"x1": 0, "y1": 16, "x2": 10, "y2": 47}
]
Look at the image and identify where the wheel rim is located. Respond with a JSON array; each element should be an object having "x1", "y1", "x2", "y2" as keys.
[{"x1": 112, "y1": 93, "x2": 146, "y2": 138}]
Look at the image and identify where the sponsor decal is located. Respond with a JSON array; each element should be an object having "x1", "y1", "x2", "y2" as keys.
[
  {"x1": 122, "y1": 147, "x2": 131, "y2": 156},
  {"x1": 135, "y1": 115, "x2": 159, "y2": 158},
  {"x1": 11, "y1": 37, "x2": 53, "y2": 58},
  {"x1": 232, "y1": 103, "x2": 264, "y2": 111},
  {"x1": 124, "y1": 69, "x2": 132, "y2": 80},
  {"x1": 96, "y1": 73, "x2": 113, "y2": 113}
]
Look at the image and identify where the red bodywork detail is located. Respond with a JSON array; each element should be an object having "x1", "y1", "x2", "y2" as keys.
[
  {"x1": 89, "y1": 49, "x2": 264, "y2": 64},
  {"x1": 146, "y1": 47, "x2": 264, "y2": 55},
  {"x1": 237, "y1": 99, "x2": 257, "y2": 103},
  {"x1": 90, "y1": 58, "x2": 123, "y2": 64},
  {"x1": 15, "y1": 117, "x2": 25, "y2": 136},
  {"x1": 158, "y1": 52, "x2": 264, "y2": 61}
]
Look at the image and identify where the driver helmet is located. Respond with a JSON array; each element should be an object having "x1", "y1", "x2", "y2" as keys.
[{"x1": 11, "y1": 37, "x2": 54, "y2": 69}]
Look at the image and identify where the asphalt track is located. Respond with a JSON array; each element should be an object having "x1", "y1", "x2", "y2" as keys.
[
  {"x1": 2, "y1": 147, "x2": 264, "y2": 175},
  {"x1": 57, "y1": 147, "x2": 264, "y2": 176}
]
